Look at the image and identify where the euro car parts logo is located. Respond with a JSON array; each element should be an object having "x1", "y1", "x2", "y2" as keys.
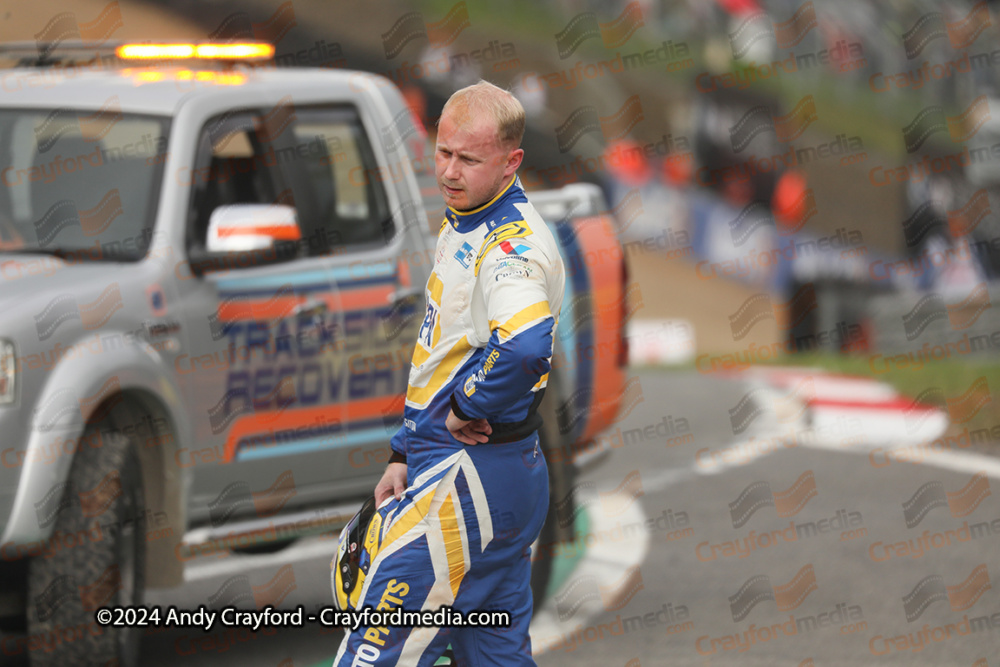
[
  {"x1": 728, "y1": 564, "x2": 817, "y2": 621},
  {"x1": 728, "y1": 379, "x2": 813, "y2": 435},
  {"x1": 207, "y1": 564, "x2": 297, "y2": 608},
  {"x1": 901, "y1": 1, "x2": 990, "y2": 59},
  {"x1": 553, "y1": 564, "x2": 643, "y2": 620},
  {"x1": 902, "y1": 95, "x2": 990, "y2": 153},
  {"x1": 554, "y1": 2, "x2": 644, "y2": 59},
  {"x1": 555, "y1": 95, "x2": 644, "y2": 153},
  {"x1": 902, "y1": 471, "x2": 991, "y2": 528},
  {"x1": 729, "y1": 2, "x2": 818, "y2": 59},
  {"x1": 207, "y1": 470, "x2": 297, "y2": 527},
  {"x1": 33, "y1": 282, "x2": 124, "y2": 341},
  {"x1": 381, "y1": 1, "x2": 471, "y2": 59},
  {"x1": 729, "y1": 470, "x2": 817, "y2": 528},
  {"x1": 209, "y1": 1, "x2": 297, "y2": 45},
  {"x1": 728, "y1": 284, "x2": 817, "y2": 341},
  {"x1": 32, "y1": 189, "x2": 124, "y2": 247},
  {"x1": 900, "y1": 282, "x2": 991, "y2": 340},
  {"x1": 902, "y1": 564, "x2": 990, "y2": 621},
  {"x1": 729, "y1": 95, "x2": 817, "y2": 153},
  {"x1": 33, "y1": 97, "x2": 122, "y2": 153},
  {"x1": 34, "y1": 1, "x2": 123, "y2": 58}
]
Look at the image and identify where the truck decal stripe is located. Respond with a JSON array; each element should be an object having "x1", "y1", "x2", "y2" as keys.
[
  {"x1": 235, "y1": 419, "x2": 393, "y2": 460},
  {"x1": 223, "y1": 396, "x2": 402, "y2": 462},
  {"x1": 214, "y1": 260, "x2": 396, "y2": 291},
  {"x1": 216, "y1": 285, "x2": 394, "y2": 322}
]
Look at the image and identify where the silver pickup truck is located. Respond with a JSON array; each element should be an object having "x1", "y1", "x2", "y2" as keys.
[{"x1": 0, "y1": 43, "x2": 630, "y2": 666}]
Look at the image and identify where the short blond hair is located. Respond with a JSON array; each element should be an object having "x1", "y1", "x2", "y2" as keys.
[{"x1": 441, "y1": 81, "x2": 525, "y2": 149}]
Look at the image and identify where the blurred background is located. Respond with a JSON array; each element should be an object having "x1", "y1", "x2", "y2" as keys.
[{"x1": 3, "y1": 0, "x2": 1000, "y2": 665}]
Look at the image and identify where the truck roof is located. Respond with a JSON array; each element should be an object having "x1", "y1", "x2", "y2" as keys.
[{"x1": 0, "y1": 66, "x2": 379, "y2": 115}]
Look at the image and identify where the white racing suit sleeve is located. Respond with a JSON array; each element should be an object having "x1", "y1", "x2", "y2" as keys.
[{"x1": 450, "y1": 236, "x2": 556, "y2": 423}]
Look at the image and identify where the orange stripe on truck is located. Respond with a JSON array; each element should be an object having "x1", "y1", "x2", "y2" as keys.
[{"x1": 223, "y1": 395, "x2": 403, "y2": 462}]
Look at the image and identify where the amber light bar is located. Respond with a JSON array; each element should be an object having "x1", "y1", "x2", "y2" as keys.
[{"x1": 116, "y1": 42, "x2": 275, "y2": 60}]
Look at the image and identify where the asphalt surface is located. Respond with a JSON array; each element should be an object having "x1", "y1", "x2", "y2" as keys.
[{"x1": 4, "y1": 368, "x2": 999, "y2": 666}]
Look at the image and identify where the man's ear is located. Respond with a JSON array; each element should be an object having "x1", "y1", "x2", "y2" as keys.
[{"x1": 504, "y1": 148, "x2": 524, "y2": 177}]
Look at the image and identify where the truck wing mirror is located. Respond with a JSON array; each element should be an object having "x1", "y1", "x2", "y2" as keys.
[{"x1": 189, "y1": 204, "x2": 302, "y2": 275}]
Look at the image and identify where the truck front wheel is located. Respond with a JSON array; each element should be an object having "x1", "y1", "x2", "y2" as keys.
[{"x1": 26, "y1": 425, "x2": 146, "y2": 667}]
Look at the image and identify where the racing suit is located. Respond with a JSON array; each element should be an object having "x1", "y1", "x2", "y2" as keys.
[{"x1": 334, "y1": 175, "x2": 565, "y2": 666}]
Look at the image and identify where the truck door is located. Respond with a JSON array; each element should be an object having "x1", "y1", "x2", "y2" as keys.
[
  {"x1": 274, "y1": 105, "x2": 425, "y2": 493},
  {"x1": 177, "y1": 103, "x2": 423, "y2": 528}
]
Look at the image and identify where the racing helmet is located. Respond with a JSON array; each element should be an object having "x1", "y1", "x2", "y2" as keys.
[{"x1": 332, "y1": 495, "x2": 381, "y2": 610}]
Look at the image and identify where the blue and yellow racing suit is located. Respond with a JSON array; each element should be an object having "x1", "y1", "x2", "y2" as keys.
[{"x1": 333, "y1": 175, "x2": 565, "y2": 666}]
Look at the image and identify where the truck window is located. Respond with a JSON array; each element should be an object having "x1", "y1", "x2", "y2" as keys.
[
  {"x1": 284, "y1": 107, "x2": 392, "y2": 254},
  {"x1": 187, "y1": 112, "x2": 283, "y2": 250},
  {"x1": 0, "y1": 109, "x2": 169, "y2": 260}
]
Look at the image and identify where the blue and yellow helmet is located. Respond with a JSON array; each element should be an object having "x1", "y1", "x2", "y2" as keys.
[{"x1": 332, "y1": 496, "x2": 383, "y2": 610}]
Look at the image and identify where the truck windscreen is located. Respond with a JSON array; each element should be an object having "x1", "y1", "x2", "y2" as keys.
[{"x1": 0, "y1": 108, "x2": 170, "y2": 261}]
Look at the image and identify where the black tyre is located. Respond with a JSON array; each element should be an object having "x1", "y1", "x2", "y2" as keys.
[{"x1": 26, "y1": 425, "x2": 145, "y2": 667}]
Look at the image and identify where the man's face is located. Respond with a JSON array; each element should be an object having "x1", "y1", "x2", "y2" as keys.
[{"x1": 435, "y1": 108, "x2": 521, "y2": 211}]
